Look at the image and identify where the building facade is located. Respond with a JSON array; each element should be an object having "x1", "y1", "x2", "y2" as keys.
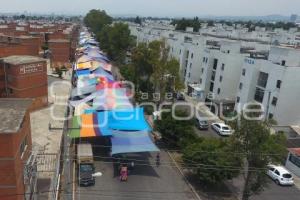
[
  {"x1": 48, "y1": 39, "x2": 71, "y2": 68},
  {"x1": 0, "y1": 55, "x2": 48, "y2": 110},
  {"x1": 0, "y1": 99, "x2": 36, "y2": 200},
  {"x1": 236, "y1": 46, "x2": 300, "y2": 125}
]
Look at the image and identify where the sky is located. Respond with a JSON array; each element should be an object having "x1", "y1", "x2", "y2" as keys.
[{"x1": 0, "y1": 0, "x2": 299, "y2": 17}]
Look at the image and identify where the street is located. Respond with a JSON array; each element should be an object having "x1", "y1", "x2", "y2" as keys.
[
  {"x1": 75, "y1": 150, "x2": 197, "y2": 200},
  {"x1": 251, "y1": 180, "x2": 300, "y2": 200}
]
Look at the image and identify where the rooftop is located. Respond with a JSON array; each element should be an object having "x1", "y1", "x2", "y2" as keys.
[
  {"x1": 288, "y1": 148, "x2": 300, "y2": 157},
  {"x1": 0, "y1": 98, "x2": 32, "y2": 133},
  {"x1": 2, "y1": 55, "x2": 46, "y2": 65}
]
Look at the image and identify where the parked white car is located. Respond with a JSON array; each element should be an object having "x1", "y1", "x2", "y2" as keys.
[
  {"x1": 211, "y1": 123, "x2": 232, "y2": 136},
  {"x1": 267, "y1": 165, "x2": 294, "y2": 186}
]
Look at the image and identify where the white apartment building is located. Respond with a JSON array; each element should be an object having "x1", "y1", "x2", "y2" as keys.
[
  {"x1": 198, "y1": 41, "x2": 247, "y2": 101},
  {"x1": 129, "y1": 22, "x2": 300, "y2": 125},
  {"x1": 236, "y1": 46, "x2": 300, "y2": 125}
]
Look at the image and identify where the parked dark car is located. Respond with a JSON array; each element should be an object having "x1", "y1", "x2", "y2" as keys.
[
  {"x1": 196, "y1": 118, "x2": 209, "y2": 130},
  {"x1": 78, "y1": 163, "x2": 95, "y2": 186}
]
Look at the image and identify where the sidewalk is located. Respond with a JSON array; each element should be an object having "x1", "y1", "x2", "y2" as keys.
[
  {"x1": 30, "y1": 65, "x2": 72, "y2": 199},
  {"x1": 293, "y1": 173, "x2": 300, "y2": 190}
]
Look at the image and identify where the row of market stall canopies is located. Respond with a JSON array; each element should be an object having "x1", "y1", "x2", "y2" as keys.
[{"x1": 69, "y1": 29, "x2": 159, "y2": 155}]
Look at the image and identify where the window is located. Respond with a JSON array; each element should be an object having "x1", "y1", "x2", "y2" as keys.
[
  {"x1": 254, "y1": 87, "x2": 264, "y2": 103},
  {"x1": 217, "y1": 88, "x2": 221, "y2": 94},
  {"x1": 227, "y1": 50, "x2": 230, "y2": 54},
  {"x1": 236, "y1": 96, "x2": 240, "y2": 103},
  {"x1": 257, "y1": 72, "x2": 269, "y2": 88},
  {"x1": 281, "y1": 60, "x2": 286, "y2": 66},
  {"x1": 191, "y1": 53, "x2": 194, "y2": 59},
  {"x1": 283, "y1": 174, "x2": 292, "y2": 178},
  {"x1": 276, "y1": 80, "x2": 282, "y2": 89},
  {"x1": 188, "y1": 73, "x2": 191, "y2": 78},
  {"x1": 272, "y1": 97, "x2": 278, "y2": 106},
  {"x1": 202, "y1": 57, "x2": 205, "y2": 62},
  {"x1": 186, "y1": 50, "x2": 189, "y2": 59},
  {"x1": 239, "y1": 83, "x2": 243, "y2": 90},
  {"x1": 200, "y1": 78, "x2": 202, "y2": 84},
  {"x1": 190, "y1": 63, "x2": 192, "y2": 68},
  {"x1": 213, "y1": 59, "x2": 218, "y2": 70},
  {"x1": 201, "y1": 68, "x2": 204, "y2": 73},
  {"x1": 8, "y1": 88, "x2": 13, "y2": 94},
  {"x1": 209, "y1": 82, "x2": 214, "y2": 92},
  {"x1": 289, "y1": 154, "x2": 300, "y2": 168},
  {"x1": 205, "y1": 58, "x2": 208, "y2": 63},
  {"x1": 221, "y1": 64, "x2": 225, "y2": 71},
  {"x1": 211, "y1": 71, "x2": 216, "y2": 81},
  {"x1": 219, "y1": 76, "x2": 223, "y2": 82},
  {"x1": 179, "y1": 49, "x2": 181, "y2": 54},
  {"x1": 242, "y1": 69, "x2": 246, "y2": 76},
  {"x1": 20, "y1": 136, "x2": 28, "y2": 158}
]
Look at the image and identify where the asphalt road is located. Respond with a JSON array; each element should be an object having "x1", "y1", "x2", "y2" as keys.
[
  {"x1": 251, "y1": 180, "x2": 300, "y2": 200},
  {"x1": 75, "y1": 150, "x2": 197, "y2": 200}
]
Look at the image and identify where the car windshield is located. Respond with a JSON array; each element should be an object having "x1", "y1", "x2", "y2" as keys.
[
  {"x1": 282, "y1": 173, "x2": 292, "y2": 178},
  {"x1": 80, "y1": 164, "x2": 93, "y2": 172},
  {"x1": 200, "y1": 121, "x2": 208, "y2": 125},
  {"x1": 222, "y1": 127, "x2": 230, "y2": 130}
]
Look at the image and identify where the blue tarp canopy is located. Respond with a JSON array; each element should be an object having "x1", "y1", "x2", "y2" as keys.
[
  {"x1": 107, "y1": 107, "x2": 152, "y2": 131},
  {"x1": 76, "y1": 69, "x2": 90, "y2": 77},
  {"x1": 111, "y1": 130, "x2": 159, "y2": 155},
  {"x1": 81, "y1": 107, "x2": 151, "y2": 131}
]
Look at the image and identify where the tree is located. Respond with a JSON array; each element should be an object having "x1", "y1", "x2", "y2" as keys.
[
  {"x1": 131, "y1": 43, "x2": 154, "y2": 92},
  {"x1": 41, "y1": 43, "x2": 49, "y2": 57},
  {"x1": 172, "y1": 17, "x2": 201, "y2": 32},
  {"x1": 183, "y1": 138, "x2": 242, "y2": 184},
  {"x1": 229, "y1": 117, "x2": 287, "y2": 200},
  {"x1": 84, "y1": 9, "x2": 112, "y2": 33},
  {"x1": 55, "y1": 67, "x2": 63, "y2": 79},
  {"x1": 148, "y1": 40, "x2": 183, "y2": 101},
  {"x1": 97, "y1": 23, "x2": 134, "y2": 64},
  {"x1": 134, "y1": 16, "x2": 142, "y2": 25},
  {"x1": 207, "y1": 20, "x2": 215, "y2": 27},
  {"x1": 125, "y1": 40, "x2": 183, "y2": 102},
  {"x1": 155, "y1": 110, "x2": 197, "y2": 148}
]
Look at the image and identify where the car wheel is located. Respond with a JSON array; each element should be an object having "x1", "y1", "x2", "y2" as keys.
[{"x1": 275, "y1": 179, "x2": 280, "y2": 185}]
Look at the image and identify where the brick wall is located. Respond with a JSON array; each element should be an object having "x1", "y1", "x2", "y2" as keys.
[{"x1": 0, "y1": 110, "x2": 32, "y2": 200}]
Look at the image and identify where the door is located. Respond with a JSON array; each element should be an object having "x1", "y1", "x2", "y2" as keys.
[{"x1": 267, "y1": 167, "x2": 275, "y2": 179}]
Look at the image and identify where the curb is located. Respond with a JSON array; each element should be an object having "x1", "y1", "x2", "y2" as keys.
[{"x1": 167, "y1": 151, "x2": 202, "y2": 200}]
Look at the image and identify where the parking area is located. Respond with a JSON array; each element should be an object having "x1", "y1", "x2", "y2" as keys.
[
  {"x1": 75, "y1": 150, "x2": 197, "y2": 200},
  {"x1": 251, "y1": 180, "x2": 300, "y2": 200},
  {"x1": 225, "y1": 171, "x2": 300, "y2": 200}
]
